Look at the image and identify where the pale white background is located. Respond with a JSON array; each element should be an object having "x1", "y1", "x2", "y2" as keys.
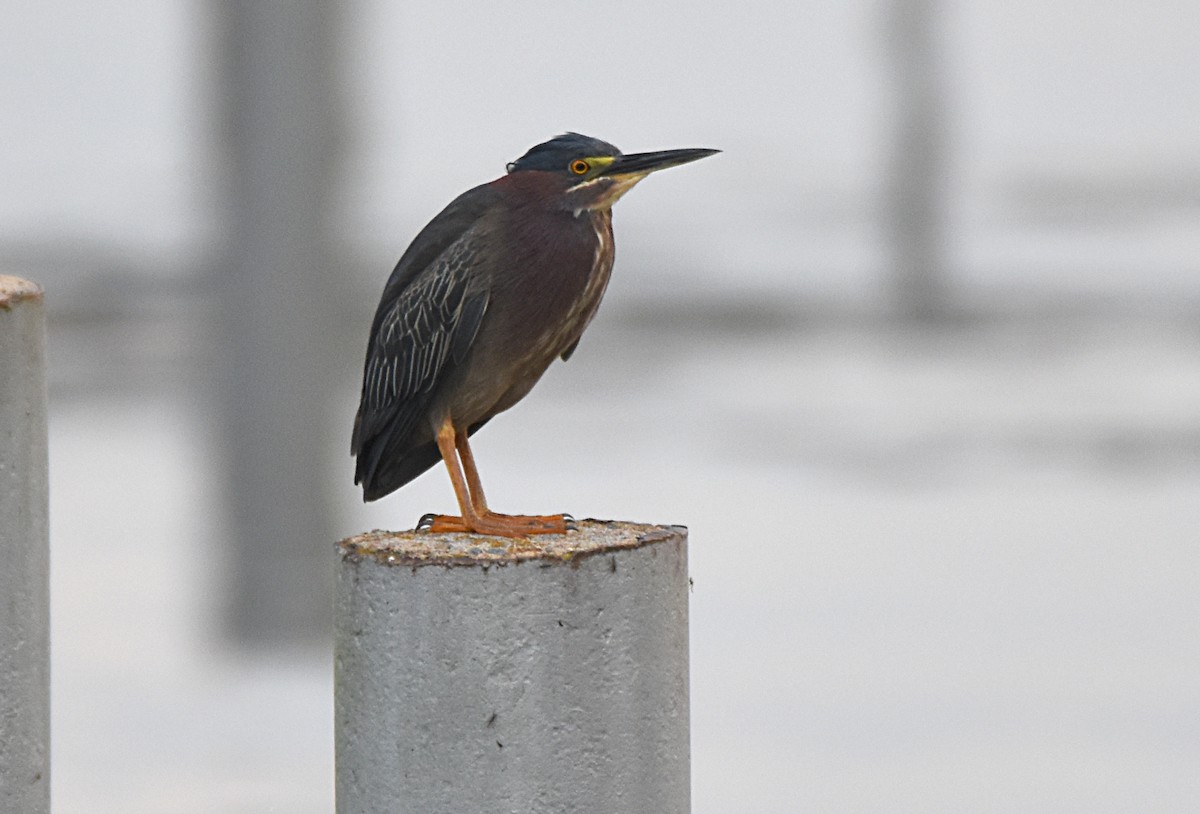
[{"x1": 3, "y1": 1, "x2": 1199, "y2": 811}]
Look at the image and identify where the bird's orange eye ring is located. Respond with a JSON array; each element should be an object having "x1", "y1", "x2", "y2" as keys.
[{"x1": 570, "y1": 159, "x2": 590, "y2": 175}]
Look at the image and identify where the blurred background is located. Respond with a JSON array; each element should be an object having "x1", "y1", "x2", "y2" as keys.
[{"x1": 4, "y1": 0, "x2": 1199, "y2": 811}]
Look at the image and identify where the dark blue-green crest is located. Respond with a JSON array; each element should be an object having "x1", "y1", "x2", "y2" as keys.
[{"x1": 506, "y1": 133, "x2": 621, "y2": 174}]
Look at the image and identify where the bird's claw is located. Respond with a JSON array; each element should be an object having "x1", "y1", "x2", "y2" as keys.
[
  {"x1": 562, "y1": 514, "x2": 577, "y2": 531},
  {"x1": 416, "y1": 513, "x2": 438, "y2": 531}
]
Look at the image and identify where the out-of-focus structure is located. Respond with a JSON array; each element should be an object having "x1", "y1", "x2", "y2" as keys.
[
  {"x1": 884, "y1": 0, "x2": 949, "y2": 320},
  {"x1": 0, "y1": 277, "x2": 50, "y2": 814},
  {"x1": 211, "y1": 0, "x2": 344, "y2": 644}
]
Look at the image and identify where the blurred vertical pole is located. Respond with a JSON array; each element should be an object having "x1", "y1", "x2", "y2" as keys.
[
  {"x1": 213, "y1": 1, "x2": 344, "y2": 643},
  {"x1": 0, "y1": 276, "x2": 50, "y2": 814},
  {"x1": 884, "y1": 0, "x2": 949, "y2": 320}
]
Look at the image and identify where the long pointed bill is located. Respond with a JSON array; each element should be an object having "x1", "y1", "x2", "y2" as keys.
[
  {"x1": 576, "y1": 147, "x2": 719, "y2": 210},
  {"x1": 600, "y1": 147, "x2": 721, "y2": 179}
]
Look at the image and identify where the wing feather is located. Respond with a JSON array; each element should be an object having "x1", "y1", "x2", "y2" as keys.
[{"x1": 352, "y1": 196, "x2": 496, "y2": 497}]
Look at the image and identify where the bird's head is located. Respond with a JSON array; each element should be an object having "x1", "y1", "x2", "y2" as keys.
[{"x1": 506, "y1": 132, "x2": 718, "y2": 213}]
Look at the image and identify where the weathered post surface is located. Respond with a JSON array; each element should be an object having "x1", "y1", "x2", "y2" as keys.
[
  {"x1": 335, "y1": 521, "x2": 689, "y2": 814},
  {"x1": 0, "y1": 276, "x2": 50, "y2": 814}
]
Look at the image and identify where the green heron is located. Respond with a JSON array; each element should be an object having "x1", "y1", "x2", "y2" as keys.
[{"x1": 352, "y1": 133, "x2": 718, "y2": 537}]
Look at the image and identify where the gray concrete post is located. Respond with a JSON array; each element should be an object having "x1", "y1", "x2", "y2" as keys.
[
  {"x1": 0, "y1": 276, "x2": 50, "y2": 814},
  {"x1": 335, "y1": 521, "x2": 690, "y2": 814}
]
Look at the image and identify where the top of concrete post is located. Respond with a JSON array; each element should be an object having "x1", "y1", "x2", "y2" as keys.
[
  {"x1": 338, "y1": 519, "x2": 687, "y2": 569},
  {"x1": 0, "y1": 276, "x2": 43, "y2": 309}
]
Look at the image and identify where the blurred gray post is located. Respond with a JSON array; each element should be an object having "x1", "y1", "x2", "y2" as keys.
[
  {"x1": 335, "y1": 522, "x2": 690, "y2": 814},
  {"x1": 0, "y1": 276, "x2": 50, "y2": 814},
  {"x1": 884, "y1": 0, "x2": 949, "y2": 319},
  {"x1": 213, "y1": 1, "x2": 344, "y2": 642}
]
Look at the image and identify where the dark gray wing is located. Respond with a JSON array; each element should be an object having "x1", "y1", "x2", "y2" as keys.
[
  {"x1": 353, "y1": 241, "x2": 489, "y2": 448},
  {"x1": 374, "y1": 183, "x2": 497, "y2": 324},
  {"x1": 352, "y1": 187, "x2": 497, "y2": 493}
]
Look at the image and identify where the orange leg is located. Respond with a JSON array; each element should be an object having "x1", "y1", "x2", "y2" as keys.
[
  {"x1": 420, "y1": 417, "x2": 573, "y2": 537},
  {"x1": 456, "y1": 428, "x2": 489, "y2": 515}
]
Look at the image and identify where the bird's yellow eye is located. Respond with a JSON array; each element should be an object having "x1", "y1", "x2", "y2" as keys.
[{"x1": 570, "y1": 159, "x2": 590, "y2": 175}]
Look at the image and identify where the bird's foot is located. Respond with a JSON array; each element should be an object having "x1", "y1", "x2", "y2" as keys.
[{"x1": 417, "y1": 511, "x2": 575, "y2": 537}]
